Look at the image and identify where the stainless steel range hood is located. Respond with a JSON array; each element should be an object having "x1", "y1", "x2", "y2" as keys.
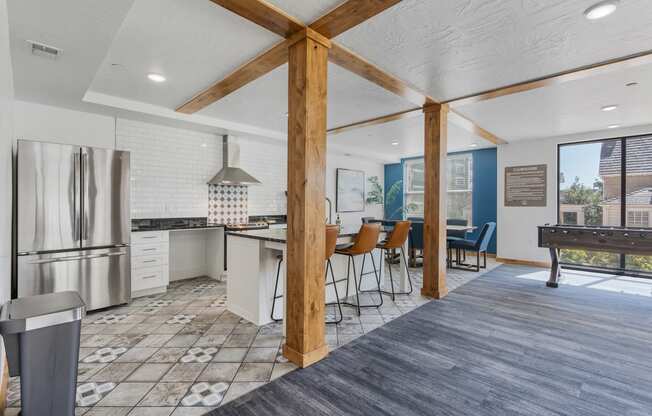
[{"x1": 208, "y1": 135, "x2": 261, "y2": 185}]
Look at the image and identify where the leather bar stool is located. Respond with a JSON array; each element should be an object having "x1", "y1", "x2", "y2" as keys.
[
  {"x1": 324, "y1": 224, "x2": 343, "y2": 324},
  {"x1": 335, "y1": 223, "x2": 382, "y2": 316},
  {"x1": 376, "y1": 220, "x2": 413, "y2": 301},
  {"x1": 271, "y1": 225, "x2": 344, "y2": 323}
]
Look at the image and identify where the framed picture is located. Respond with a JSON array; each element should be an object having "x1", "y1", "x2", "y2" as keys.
[{"x1": 336, "y1": 168, "x2": 365, "y2": 212}]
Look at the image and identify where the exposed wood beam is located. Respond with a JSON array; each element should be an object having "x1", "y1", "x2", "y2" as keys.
[
  {"x1": 446, "y1": 49, "x2": 652, "y2": 108},
  {"x1": 209, "y1": 0, "x2": 304, "y2": 37},
  {"x1": 310, "y1": 0, "x2": 402, "y2": 39},
  {"x1": 284, "y1": 31, "x2": 330, "y2": 368},
  {"x1": 421, "y1": 103, "x2": 448, "y2": 299},
  {"x1": 327, "y1": 107, "x2": 421, "y2": 135},
  {"x1": 176, "y1": 40, "x2": 289, "y2": 114},
  {"x1": 449, "y1": 109, "x2": 507, "y2": 145},
  {"x1": 329, "y1": 43, "x2": 433, "y2": 107}
]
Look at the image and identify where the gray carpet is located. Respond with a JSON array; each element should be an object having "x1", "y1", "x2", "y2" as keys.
[{"x1": 208, "y1": 265, "x2": 652, "y2": 416}]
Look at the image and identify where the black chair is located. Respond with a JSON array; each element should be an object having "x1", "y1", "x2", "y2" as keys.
[
  {"x1": 407, "y1": 217, "x2": 424, "y2": 267},
  {"x1": 449, "y1": 222, "x2": 496, "y2": 272}
]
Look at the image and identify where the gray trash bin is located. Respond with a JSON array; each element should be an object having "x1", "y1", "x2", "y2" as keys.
[{"x1": 0, "y1": 291, "x2": 85, "y2": 416}]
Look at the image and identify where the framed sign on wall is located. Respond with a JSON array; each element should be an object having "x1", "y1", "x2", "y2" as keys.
[
  {"x1": 505, "y1": 164, "x2": 547, "y2": 207},
  {"x1": 336, "y1": 168, "x2": 365, "y2": 212}
]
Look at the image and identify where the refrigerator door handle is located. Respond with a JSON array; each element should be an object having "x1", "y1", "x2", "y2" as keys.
[
  {"x1": 81, "y1": 152, "x2": 89, "y2": 242},
  {"x1": 27, "y1": 252, "x2": 126, "y2": 264},
  {"x1": 73, "y1": 152, "x2": 81, "y2": 242}
]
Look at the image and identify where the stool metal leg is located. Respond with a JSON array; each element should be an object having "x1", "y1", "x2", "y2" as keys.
[
  {"x1": 325, "y1": 259, "x2": 343, "y2": 324},
  {"x1": 381, "y1": 246, "x2": 413, "y2": 299},
  {"x1": 270, "y1": 256, "x2": 283, "y2": 322}
]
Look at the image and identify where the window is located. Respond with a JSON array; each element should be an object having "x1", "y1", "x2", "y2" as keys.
[
  {"x1": 403, "y1": 154, "x2": 473, "y2": 224},
  {"x1": 562, "y1": 212, "x2": 578, "y2": 225},
  {"x1": 628, "y1": 211, "x2": 650, "y2": 227},
  {"x1": 558, "y1": 135, "x2": 652, "y2": 276}
]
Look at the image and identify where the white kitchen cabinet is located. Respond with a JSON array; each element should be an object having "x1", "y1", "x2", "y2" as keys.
[{"x1": 131, "y1": 231, "x2": 170, "y2": 297}]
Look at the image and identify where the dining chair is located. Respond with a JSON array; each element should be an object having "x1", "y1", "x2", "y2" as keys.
[
  {"x1": 407, "y1": 217, "x2": 424, "y2": 267},
  {"x1": 447, "y1": 218, "x2": 469, "y2": 264},
  {"x1": 375, "y1": 220, "x2": 413, "y2": 300},
  {"x1": 448, "y1": 222, "x2": 496, "y2": 272}
]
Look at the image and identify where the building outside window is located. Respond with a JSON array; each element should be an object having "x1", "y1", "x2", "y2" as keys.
[
  {"x1": 558, "y1": 135, "x2": 652, "y2": 275},
  {"x1": 403, "y1": 153, "x2": 473, "y2": 224}
]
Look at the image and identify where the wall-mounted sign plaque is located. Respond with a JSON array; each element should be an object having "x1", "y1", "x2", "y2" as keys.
[{"x1": 505, "y1": 164, "x2": 547, "y2": 207}]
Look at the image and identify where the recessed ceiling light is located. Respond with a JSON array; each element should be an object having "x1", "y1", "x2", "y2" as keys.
[
  {"x1": 200, "y1": 143, "x2": 208, "y2": 148},
  {"x1": 469, "y1": 143, "x2": 478, "y2": 148},
  {"x1": 601, "y1": 104, "x2": 618, "y2": 112},
  {"x1": 626, "y1": 82, "x2": 639, "y2": 87},
  {"x1": 584, "y1": 1, "x2": 619, "y2": 20},
  {"x1": 391, "y1": 141, "x2": 399, "y2": 146},
  {"x1": 147, "y1": 73, "x2": 166, "y2": 83},
  {"x1": 608, "y1": 124, "x2": 621, "y2": 129},
  {"x1": 284, "y1": 112, "x2": 289, "y2": 117}
]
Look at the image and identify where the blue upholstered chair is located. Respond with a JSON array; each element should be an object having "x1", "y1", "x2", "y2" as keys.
[
  {"x1": 407, "y1": 217, "x2": 424, "y2": 267},
  {"x1": 448, "y1": 222, "x2": 496, "y2": 272},
  {"x1": 446, "y1": 218, "x2": 469, "y2": 265}
]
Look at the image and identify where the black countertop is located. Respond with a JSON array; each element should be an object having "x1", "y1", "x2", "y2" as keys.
[
  {"x1": 227, "y1": 225, "x2": 391, "y2": 243},
  {"x1": 131, "y1": 217, "x2": 225, "y2": 232}
]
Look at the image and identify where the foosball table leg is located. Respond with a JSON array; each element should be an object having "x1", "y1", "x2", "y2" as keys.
[{"x1": 546, "y1": 248, "x2": 561, "y2": 288}]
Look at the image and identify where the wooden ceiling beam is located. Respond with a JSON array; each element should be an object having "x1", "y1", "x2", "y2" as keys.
[
  {"x1": 209, "y1": 0, "x2": 305, "y2": 38},
  {"x1": 310, "y1": 0, "x2": 402, "y2": 39},
  {"x1": 446, "y1": 49, "x2": 652, "y2": 108},
  {"x1": 329, "y1": 43, "x2": 433, "y2": 107},
  {"x1": 176, "y1": 40, "x2": 289, "y2": 114},
  {"x1": 448, "y1": 109, "x2": 507, "y2": 145},
  {"x1": 327, "y1": 108, "x2": 421, "y2": 135}
]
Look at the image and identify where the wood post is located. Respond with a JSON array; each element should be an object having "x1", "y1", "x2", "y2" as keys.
[
  {"x1": 283, "y1": 28, "x2": 331, "y2": 368},
  {"x1": 421, "y1": 103, "x2": 449, "y2": 299}
]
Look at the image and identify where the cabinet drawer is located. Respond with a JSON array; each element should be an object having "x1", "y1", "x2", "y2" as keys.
[
  {"x1": 132, "y1": 243, "x2": 169, "y2": 257},
  {"x1": 132, "y1": 231, "x2": 169, "y2": 244},
  {"x1": 132, "y1": 254, "x2": 167, "y2": 269},
  {"x1": 132, "y1": 265, "x2": 169, "y2": 292}
]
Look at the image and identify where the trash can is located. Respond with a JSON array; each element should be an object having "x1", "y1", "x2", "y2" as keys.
[{"x1": 0, "y1": 291, "x2": 85, "y2": 416}]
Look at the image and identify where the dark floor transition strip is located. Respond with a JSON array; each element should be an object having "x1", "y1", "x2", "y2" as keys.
[{"x1": 207, "y1": 265, "x2": 652, "y2": 416}]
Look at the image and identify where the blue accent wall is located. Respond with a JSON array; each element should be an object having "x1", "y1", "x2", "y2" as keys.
[
  {"x1": 384, "y1": 163, "x2": 403, "y2": 220},
  {"x1": 384, "y1": 148, "x2": 497, "y2": 253}
]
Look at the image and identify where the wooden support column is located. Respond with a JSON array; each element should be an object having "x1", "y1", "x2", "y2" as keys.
[
  {"x1": 283, "y1": 28, "x2": 331, "y2": 368},
  {"x1": 421, "y1": 103, "x2": 449, "y2": 299}
]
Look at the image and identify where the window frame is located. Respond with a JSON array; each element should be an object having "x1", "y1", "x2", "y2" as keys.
[{"x1": 557, "y1": 133, "x2": 652, "y2": 278}]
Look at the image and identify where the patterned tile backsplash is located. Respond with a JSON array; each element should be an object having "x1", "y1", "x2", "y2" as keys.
[{"x1": 208, "y1": 185, "x2": 248, "y2": 224}]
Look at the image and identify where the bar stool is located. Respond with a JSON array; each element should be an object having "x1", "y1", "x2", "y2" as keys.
[
  {"x1": 270, "y1": 225, "x2": 344, "y2": 323},
  {"x1": 335, "y1": 223, "x2": 382, "y2": 316},
  {"x1": 376, "y1": 220, "x2": 413, "y2": 301},
  {"x1": 324, "y1": 224, "x2": 343, "y2": 324}
]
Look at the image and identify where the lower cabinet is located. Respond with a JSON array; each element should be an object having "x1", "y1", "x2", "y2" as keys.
[{"x1": 131, "y1": 231, "x2": 170, "y2": 297}]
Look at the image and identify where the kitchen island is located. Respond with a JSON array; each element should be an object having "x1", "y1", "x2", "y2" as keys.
[{"x1": 226, "y1": 226, "x2": 409, "y2": 327}]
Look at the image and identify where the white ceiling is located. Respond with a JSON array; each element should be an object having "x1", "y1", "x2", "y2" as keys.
[
  {"x1": 7, "y1": 0, "x2": 652, "y2": 162},
  {"x1": 456, "y1": 62, "x2": 652, "y2": 142},
  {"x1": 336, "y1": 0, "x2": 652, "y2": 102}
]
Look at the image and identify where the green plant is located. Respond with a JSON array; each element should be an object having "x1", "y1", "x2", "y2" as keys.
[
  {"x1": 385, "y1": 180, "x2": 419, "y2": 218},
  {"x1": 366, "y1": 176, "x2": 384, "y2": 205}
]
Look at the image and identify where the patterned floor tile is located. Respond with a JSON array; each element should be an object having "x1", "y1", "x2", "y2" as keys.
[
  {"x1": 181, "y1": 382, "x2": 229, "y2": 407},
  {"x1": 83, "y1": 347, "x2": 128, "y2": 364},
  {"x1": 139, "y1": 382, "x2": 191, "y2": 407},
  {"x1": 180, "y1": 347, "x2": 218, "y2": 363},
  {"x1": 93, "y1": 314, "x2": 128, "y2": 324},
  {"x1": 76, "y1": 382, "x2": 116, "y2": 407}
]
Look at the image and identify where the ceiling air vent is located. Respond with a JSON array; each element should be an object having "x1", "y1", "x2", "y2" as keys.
[{"x1": 27, "y1": 40, "x2": 62, "y2": 59}]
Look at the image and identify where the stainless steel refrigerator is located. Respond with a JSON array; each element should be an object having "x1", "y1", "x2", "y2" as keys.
[{"x1": 15, "y1": 140, "x2": 131, "y2": 310}]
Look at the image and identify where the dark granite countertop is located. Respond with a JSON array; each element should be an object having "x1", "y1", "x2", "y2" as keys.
[
  {"x1": 227, "y1": 225, "x2": 391, "y2": 243},
  {"x1": 131, "y1": 217, "x2": 225, "y2": 232}
]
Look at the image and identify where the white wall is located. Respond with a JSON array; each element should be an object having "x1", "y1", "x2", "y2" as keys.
[
  {"x1": 13, "y1": 102, "x2": 385, "y2": 224},
  {"x1": 14, "y1": 100, "x2": 115, "y2": 148},
  {"x1": 497, "y1": 124, "x2": 652, "y2": 264},
  {"x1": 0, "y1": 0, "x2": 14, "y2": 303}
]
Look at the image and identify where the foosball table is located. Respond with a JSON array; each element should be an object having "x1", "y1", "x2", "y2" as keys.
[{"x1": 538, "y1": 224, "x2": 652, "y2": 287}]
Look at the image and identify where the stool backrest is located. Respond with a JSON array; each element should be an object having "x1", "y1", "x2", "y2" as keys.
[
  {"x1": 325, "y1": 224, "x2": 339, "y2": 260},
  {"x1": 383, "y1": 220, "x2": 411, "y2": 249},
  {"x1": 348, "y1": 223, "x2": 381, "y2": 255}
]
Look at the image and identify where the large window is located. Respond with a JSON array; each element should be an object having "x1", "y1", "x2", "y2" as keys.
[
  {"x1": 558, "y1": 135, "x2": 652, "y2": 276},
  {"x1": 403, "y1": 153, "x2": 473, "y2": 223}
]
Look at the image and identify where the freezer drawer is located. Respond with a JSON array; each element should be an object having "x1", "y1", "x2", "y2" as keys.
[{"x1": 17, "y1": 248, "x2": 131, "y2": 311}]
